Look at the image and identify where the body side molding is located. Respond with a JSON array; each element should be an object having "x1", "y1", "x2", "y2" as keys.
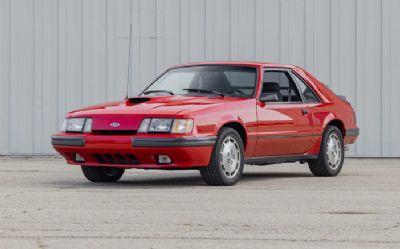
[{"x1": 244, "y1": 154, "x2": 318, "y2": 165}]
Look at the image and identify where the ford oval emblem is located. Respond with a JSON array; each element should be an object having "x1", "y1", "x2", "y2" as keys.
[{"x1": 110, "y1": 122, "x2": 120, "y2": 128}]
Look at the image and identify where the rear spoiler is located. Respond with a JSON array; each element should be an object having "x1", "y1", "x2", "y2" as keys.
[
  {"x1": 320, "y1": 82, "x2": 349, "y2": 104},
  {"x1": 337, "y1": 95, "x2": 352, "y2": 105}
]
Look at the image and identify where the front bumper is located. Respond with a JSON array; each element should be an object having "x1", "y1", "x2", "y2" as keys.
[{"x1": 51, "y1": 134, "x2": 216, "y2": 169}]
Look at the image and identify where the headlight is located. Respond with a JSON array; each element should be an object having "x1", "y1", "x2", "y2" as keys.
[
  {"x1": 83, "y1": 118, "x2": 92, "y2": 132},
  {"x1": 66, "y1": 118, "x2": 86, "y2": 132},
  {"x1": 138, "y1": 118, "x2": 193, "y2": 134},
  {"x1": 149, "y1": 118, "x2": 173, "y2": 132},
  {"x1": 171, "y1": 119, "x2": 193, "y2": 134},
  {"x1": 60, "y1": 119, "x2": 68, "y2": 132},
  {"x1": 138, "y1": 118, "x2": 151, "y2": 133},
  {"x1": 61, "y1": 118, "x2": 93, "y2": 133}
]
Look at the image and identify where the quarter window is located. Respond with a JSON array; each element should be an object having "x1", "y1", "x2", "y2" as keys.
[{"x1": 291, "y1": 72, "x2": 320, "y2": 103}]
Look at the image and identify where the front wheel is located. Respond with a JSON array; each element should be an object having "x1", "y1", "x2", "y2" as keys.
[
  {"x1": 81, "y1": 166, "x2": 125, "y2": 182},
  {"x1": 308, "y1": 125, "x2": 344, "y2": 176},
  {"x1": 200, "y1": 127, "x2": 245, "y2": 186}
]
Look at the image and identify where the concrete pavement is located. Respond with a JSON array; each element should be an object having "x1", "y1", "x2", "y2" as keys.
[{"x1": 0, "y1": 157, "x2": 399, "y2": 248}]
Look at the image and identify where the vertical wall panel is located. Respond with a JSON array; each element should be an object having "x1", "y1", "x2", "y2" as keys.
[
  {"x1": 58, "y1": 0, "x2": 84, "y2": 123},
  {"x1": 231, "y1": 0, "x2": 256, "y2": 60},
  {"x1": 163, "y1": 0, "x2": 181, "y2": 66},
  {"x1": 204, "y1": 0, "x2": 215, "y2": 60},
  {"x1": 381, "y1": 0, "x2": 391, "y2": 157},
  {"x1": 33, "y1": 0, "x2": 44, "y2": 153},
  {"x1": 82, "y1": 0, "x2": 108, "y2": 105},
  {"x1": 0, "y1": 0, "x2": 399, "y2": 156},
  {"x1": 0, "y1": 0, "x2": 11, "y2": 154},
  {"x1": 188, "y1": 0, "x2": 205, "y2": 62},
  {"x1": 180, "y1": 0, "x2": 190, "y2": 63},
  {"x1": 338, "y1": 0, "x2": 357, "y2": 156},
  {"x1": 138, "y1": 0, "x2": 156, "y2": 91},
  {"x1": 155, "y1": 0, "x2": 165, "y2": 74},
  {"x1": 389, "y1": 0, "x2": 400, "y2": 156},
  {"x1": 9, "y1": 0, "x2": 35, "y2": 153},
  {"x1": 309, "y1": 0, "x2": 331, "y2": 85},
  {"x1": 356, "y1": 0, "x2": 382, "y2": 156},
  {"x1": 131, "y1": 0, "x2": 140, "y2": 94},
  {"x1": 33, "y1": 0, "x2": 59, "y2": 153},
  {"x1": 105, "y1": 0, "x2": 116, "y2": 101},
  {"x1": 213, "y1": 0, "x2": 231, "y2": 60},
  {"x1": 113, "y1": 0, "x2": 131, "y2": 100},
  {"x1": 265, "y1": 0, "x2": 280, "y2": 62},
  {"x1": 330, "y1": 0, "x2": 340, "y2": 93},
  {"x1": 287, "y1": 0, "x2": 306, "y2": 66}
]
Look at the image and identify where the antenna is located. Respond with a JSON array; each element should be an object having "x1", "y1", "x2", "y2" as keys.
[{"x1": 125, "y1": 24, "x2": 133, "y2": 99}]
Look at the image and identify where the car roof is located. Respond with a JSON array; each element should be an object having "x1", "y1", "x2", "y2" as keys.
[{"x1": 171, "y1": 61, "x2": 298, "y2": 69}]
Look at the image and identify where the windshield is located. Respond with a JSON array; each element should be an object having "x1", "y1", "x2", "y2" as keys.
[{"x1": 142, "y1": 65, "x2": 257, "y2": 98}]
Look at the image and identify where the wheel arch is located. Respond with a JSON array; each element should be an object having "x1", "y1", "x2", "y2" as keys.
[
  {"x1": 325, "y1": 119, "x2": 346, "y2": 137},
  {"x1": 219, "y1": 121, "x2": 247, "y2": 148}
]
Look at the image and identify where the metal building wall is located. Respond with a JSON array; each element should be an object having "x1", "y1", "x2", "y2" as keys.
[{"x1": 0, "y1": 0, "x2": 399, "y2": 156}]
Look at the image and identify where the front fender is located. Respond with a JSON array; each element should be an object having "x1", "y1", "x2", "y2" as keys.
[{"x1": 215, "y1": 115, "x2": 246, "y2": 134}]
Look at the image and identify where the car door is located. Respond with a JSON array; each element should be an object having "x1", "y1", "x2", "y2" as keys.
[{"x1": 253, "y1": 69, "x2": 314, "y2": 157}]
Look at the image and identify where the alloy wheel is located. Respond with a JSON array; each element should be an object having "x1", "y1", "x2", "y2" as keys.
[{"x1": 219, "y1": 136, "x2": 241, "y2": 178}]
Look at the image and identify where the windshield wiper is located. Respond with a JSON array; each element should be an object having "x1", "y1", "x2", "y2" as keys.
[
  {"x1": 182, "y1": 88, "x2": 224, "y2": 97},
  {"x1": 143, "y1": 90, "x2": 174, "y2": 95}
]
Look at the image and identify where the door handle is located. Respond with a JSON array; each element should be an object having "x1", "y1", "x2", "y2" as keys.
[{"x1": 301, "y1": 109, "x2": 309, "y2": 115}]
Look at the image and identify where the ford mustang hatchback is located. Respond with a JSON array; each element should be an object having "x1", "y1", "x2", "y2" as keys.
[{"x1": 52, "y1": 62, "x2": 359, "y2": 186}]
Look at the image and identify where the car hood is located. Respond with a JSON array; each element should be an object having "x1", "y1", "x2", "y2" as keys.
[
  {"x1": 66, "y1": 96, "x2": 244, "y2": 130},
  {"x1": 68, "y1": 95, "x2": 243, "y2": 117}
]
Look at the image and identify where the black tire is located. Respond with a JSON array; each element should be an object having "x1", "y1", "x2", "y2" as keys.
[
  {"x1": 308, "y1": 125, "x2": 344, "y2": 176},
  {"x1": 200, "y1": 127, "x2": 245, "y2": 186},
  {"x1": 81, "y1": 166, "x2": 125, "y2": 182}
]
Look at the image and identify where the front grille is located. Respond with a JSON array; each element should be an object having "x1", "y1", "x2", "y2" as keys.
[
  {"x1": 92, "y1": 130, "x2": 137, "y2": 136},
  {"x1": 93, "y1": 153, "x2": 140, "y2": 165}
]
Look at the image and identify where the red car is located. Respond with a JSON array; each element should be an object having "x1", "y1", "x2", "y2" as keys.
[{"x1": 52, "y1": 62, "x2": 359, "y2": 186}]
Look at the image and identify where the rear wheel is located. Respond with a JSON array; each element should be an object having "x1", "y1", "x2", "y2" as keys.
[
  {"x1": 81, "y1": 166, "x2": 125, "y2": 182},
  {"x1": 308, "y1": 125, "x2": 344, "y2": 176},
  {"x1": 200, "y1": 127, "x2": 244, "y2": 186}
]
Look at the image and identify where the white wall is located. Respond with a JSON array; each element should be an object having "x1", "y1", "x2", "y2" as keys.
[{"x1": 0, "y1": 0, "x2": 399, "y2": 156}]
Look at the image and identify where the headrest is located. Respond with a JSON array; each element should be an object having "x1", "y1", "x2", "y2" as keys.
[
  {"x1": 263, "y1": 82, "x2": 280, "y2": 92},
  {"x1": 198, "y1": 73, "x2": 229, "y2": 92},
  {"x1": 200, "y1": 73, "x2": 226, "y2": 83}
]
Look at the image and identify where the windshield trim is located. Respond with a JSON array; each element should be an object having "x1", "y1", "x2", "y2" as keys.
[{"x1": 140, "y1": 64, "x2": 259, "y2": 99}]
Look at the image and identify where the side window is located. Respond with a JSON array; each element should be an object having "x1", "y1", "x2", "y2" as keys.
[
  {"x1": 291, "y1": 72, "x2": 320, "y2": 103},
  {"x1": 262, "y1": 70, "x2": 302, "y2": 102}
]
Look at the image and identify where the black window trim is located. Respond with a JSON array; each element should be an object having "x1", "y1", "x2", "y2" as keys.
[{"x1": 260, "y1": 68, "x2": 304, "y2": 105}]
